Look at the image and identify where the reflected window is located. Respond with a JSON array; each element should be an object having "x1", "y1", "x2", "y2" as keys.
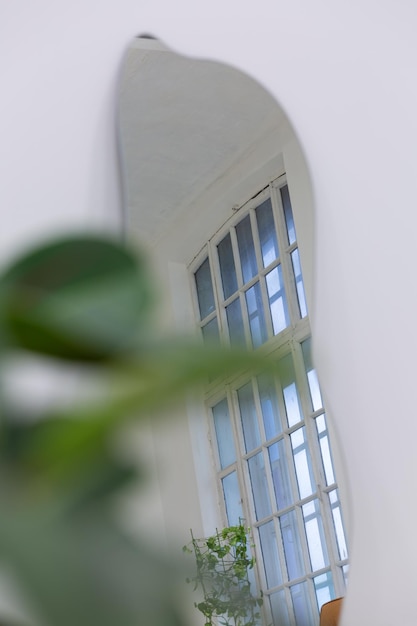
[
  {"x1": 193, "y1": 180, "x2": 305, "y2": 350},
  {"x1": 192, "y1": 176, "x2": 348, "y2": 626}
]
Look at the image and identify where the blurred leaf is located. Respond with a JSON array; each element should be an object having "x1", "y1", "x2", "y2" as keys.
[
  {"x1": 0, "y1": 233, "x2": 277, "y2": 626},
  {"x1": 0, "y1": 493, "x2": 186, "y2": 626},
  {"x1": 0, "y1": 338, "x2": 274, "y2": 509},
  {"x1": 0, "y1": 235, "x2": 153, "y2": 361},
  {"x1": 0, "y1": 415, "x2": 139, "y2": 513}
]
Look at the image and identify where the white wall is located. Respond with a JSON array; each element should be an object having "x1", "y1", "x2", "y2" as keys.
[{"x1": 2, "y1": 2, "x2": 417, "y2": 625}]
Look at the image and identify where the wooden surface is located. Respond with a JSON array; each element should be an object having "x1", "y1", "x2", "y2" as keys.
[{"x1": 320, "y1": 598, "x2": 343, "y2": 626}]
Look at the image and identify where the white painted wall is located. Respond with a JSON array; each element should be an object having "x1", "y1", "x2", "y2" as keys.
[{"x1": 2, "y1": 2, "x2": 417, "y2": 625}]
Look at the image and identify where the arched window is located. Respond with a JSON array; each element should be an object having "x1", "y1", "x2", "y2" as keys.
[{"x1": 192, "y1": 175, "x2": 348, "y2": 626}]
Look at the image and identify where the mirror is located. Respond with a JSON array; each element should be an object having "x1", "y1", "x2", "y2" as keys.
[{"x1": 117, "y1": 36, "x2": 349, "y2": 626}]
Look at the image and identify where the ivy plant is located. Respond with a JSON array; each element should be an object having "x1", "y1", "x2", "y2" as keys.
[{"x1": 183, "y1": 523, "x2": 263, "y2": 626}]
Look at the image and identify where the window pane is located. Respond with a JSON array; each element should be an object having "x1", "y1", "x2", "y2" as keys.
[
  {"x1": 301, "y1": 338, "x2": 323, "y2": 411},
  {"x1": 291, "y1": 427, "x2": 316, "y2": 499},
  {"x1": 258, "y1": 521, "x2": 283, "y2": 588},
  {"x1": 237, "y1": 382, "x2": 261, "y2": 451},
  {"x1": 314, "y1": 572, "x2": 335, "y2": 612},
  {"x1": 277, "y1": 354, "x2": 303, "y2": 427},
  {"x1": 266, "y1": 265, "x2": 290, "y2": 335},
  {"x1": 291, "y1": 248, "x2": 308, "y2": 318},
  {"x1": 194, "y1": 257, "x2": 215, "y2": 320},
  {"x1": 280, "y1": 184, "x2": 296, "y2": 245},
  {"x1": 222, "y1": 471, "x2": 243, "y2": 526},
  {"x1": 280, "y1": 510, "x2": 305, "y2": 579},
  {"x1": 256, "y1": 197, "x2": 279, "y2": 267},
  {"x1": 270, "y1": 590, "x2": 291, "y2": 626},
  {"x1": 248, "y1": 452, "x2": 271, "y2": 520},
  {"x1": 283, "y1": 382, "x2": 302, "y2": 427},
  {"x1": 245, "y1": 282, "x2": 267, "y2": 348},
  {"x1": 236, "y1": 214, "x2": 257, "y2": 283},
  {"x1": 212, "y1": 398, "x2": 236, "y2": 469},
  {"x1": 329, "y1": 490, "x2": 348, "y2": 560},
  {"x1": 226, "y1": 297, "x2": 245, "y2": 346},
  {"x1": 258, "y1": 373, "x2": 282, "y2": 439},
  {"x1": 302, "y1": 499, "x2": 329, "y2": 571},
  {"x1": 269, "y1": 440, "x2": 293, "y2": 510},
  {"x1": 218, "y1": 233, "x2": 238, "y2": 299},
  {"x1": 315, "y1": 414, "x2": 335, "y2": 486},
  {"x1": 291, "y1": 582, "x2": 315, "y2": 626},
  {"x1": 307, "y1": 369, "x2": 323, "y2": 412},
  {"x1": 201, "y1": 316, "x2": 220, "y2": 345}
]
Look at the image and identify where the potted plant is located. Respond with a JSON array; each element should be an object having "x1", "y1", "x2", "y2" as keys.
[{"x1": 183, "y1": 522, "x2": 263, "y2": 626}]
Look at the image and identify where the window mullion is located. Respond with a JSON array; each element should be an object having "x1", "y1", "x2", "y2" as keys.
[
  {"x1": 230, "y1": 386, "x2": 252, "y2": 513},
  {"x1": 230, "y1": 225, "x2": 243, "y2": 288},
  {"x1": 204, "y1": 241, "x2": 224, "y2": 341},
  {"x1": 259, "y1": 270, "x2": 274, "y2": 338},
  {"x1": 229, "y1": 227, "x2": 253, "y2": 347},
  {"x1": 294, "y1": 341, "x2": 343, "y2": 563},
  {"x1": 293, "y1": 340, "x2": 326, "y2": 490},
  {"x1": 271, "y1": 182, "x2": 301, "y2": 326},
  {"x1": 249, "y1": 207, "x2": 264, "y2": 275},
  {"x1": 189, "y1": 245, "x2": 209, "y2": 326},
  {"x1": 323, "y1": 486, "x2": 349, "y2": 595}
]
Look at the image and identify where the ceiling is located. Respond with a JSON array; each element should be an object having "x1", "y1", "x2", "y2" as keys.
[{"x1": 118, "y1": 37, "x2": 286, "y2": 244}]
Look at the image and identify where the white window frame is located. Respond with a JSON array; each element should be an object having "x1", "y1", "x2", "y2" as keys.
[{"x1": 189, "y1": 174, "x2": 348, "y2": 626}]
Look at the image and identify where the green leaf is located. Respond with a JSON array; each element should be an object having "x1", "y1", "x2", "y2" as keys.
[
  {"x1": 0, "y1": 494, "x2": 184, "y2": 626},
  {"x1": 0, "y1": 235, "x2": 153, "y2": 361},
  {"x1": 0, "y1": 233, "x2": 273, "y2": 626},
  {"x1": 186, "y1": 523, "x2": 263, "y2": 626}
]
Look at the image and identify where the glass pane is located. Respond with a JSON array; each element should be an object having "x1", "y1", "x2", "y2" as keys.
[
  {"x1": 291, "y1": 427, "x2": 316, "y2": 499},
  {"x1": 245, "y1": 282, "x2": 267, "y2": 348},
  {"x1": 212, "y1": 398, "x2": 236, "y2": 469},
  {"x1": 237, "y1": 382, "x2": 261, "y2": 451},
  {"x1": 269, "y1": 440, "x2": 293, "y2": 510},
  {"x1": 256, "y1": 197, "x2": 279, "y2": 267},
  {"x1": 236, "y1": 214, "x2": 257, "y2": 283},
  {"x1": 270, "y1": 589, "x2": 291, "y2": 626},
  {"x1": 277, "y1": 354, "x2": 303, "y2": 427},
  {"x1": 280, "y1": 184, "x2": 296, "y2": 245},
  {"x1": 307, "y1": 369, "x2": 322, "y2": 412},
  {"x1": 291, "y1": 248, "x2": 307, "y2": 318},
  {"x1": 329, "y1": 490, "x2": 348, "y2": 560},
  {"x1": 258, "y1": 521, "x2": 283, "y2": 588},
  {"x1": 258, "y1": 373, "x2": 282, "y2": 439},
  {"x1": 301, "y1": 338, "x2": 323, "y2": 411},
  {"x1": 283, "y1": 383, "x2": 302, "y2": 427},
  {"x1": 248, "y1": 452, "x2": 271, "y2": 520},
  {"x1": 315, "y1": 414, "x2": 335, "y2": 485},
  {"x1": 194, "y1": 257, "x2": 215, "y2": 320},
  {"x1": 226, "y1": 297, "x2": 245, "y2": 346},
  {"x1": 302, "y1": 499, "x2": 329, "y2": 571},
  {"x1": 201, "y1": 316, "x2": 220, "y2": 345},
  {"x1": 314, "y1": 572, "x2": 335, "y2": 612},
  {"x1": 222, "y1": 471, "x2": 243, "y2": 526},
  {"x1": 280, "y1": 510, "x2": 305, "y2": 579},
  {"x1": 266, "y1": 265, "x2": 290, "y2": 335},
  {"x1": 218, "y1": 233, "x2": 238, "y2": 299},
  {"x1": 290, "y1": 582, "x2": 314, "y2": 626}
]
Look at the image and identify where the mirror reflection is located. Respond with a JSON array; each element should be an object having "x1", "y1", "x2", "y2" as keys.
[{"x1": 118, "y1": 36, "x2": 349, "y2": 626}]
